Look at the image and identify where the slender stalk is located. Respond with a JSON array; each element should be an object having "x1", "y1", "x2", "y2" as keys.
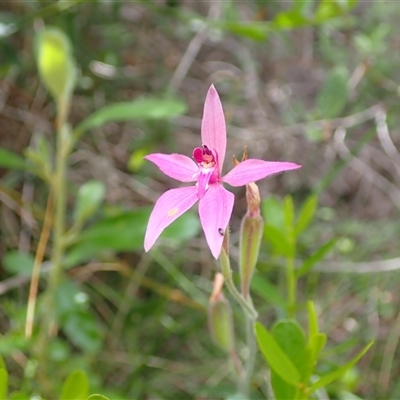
[
  {"x1": 229, "y1": 348, "x2": 244, "y2": 379},
  {"x1": 286, "y1": 255, "x2": 296, "y2": 318},
  {"x1": 44, "y1": 98, "x2": 70, "y2": 334},
  {"x1": 25, "y1": 191, "x2": 54, "y2": 337},
  {"x1": 220, "y1": 249, "x2": 258, "y2": 320},
  {"x1": 219, "y1": 240, "x2": 258, "y2": 397},
  {"x1": 37, "y1": 97, "x2": 71, "y2": 394},
  {"x1": 244, "y1": 311, "x2": 257, "y2": 395},
  {"x1": 229, "y1": 348, "x2": 247, "y2": 396}
]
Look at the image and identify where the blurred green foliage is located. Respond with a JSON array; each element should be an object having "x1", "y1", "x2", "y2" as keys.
[{"x1": 0, "y1": 0, "x2": 399, "y2": 398}]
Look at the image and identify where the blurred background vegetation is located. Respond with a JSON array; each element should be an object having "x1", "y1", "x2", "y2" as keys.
[{"x1": 0, "y1": 0, "x2": 400, "y2": 399}]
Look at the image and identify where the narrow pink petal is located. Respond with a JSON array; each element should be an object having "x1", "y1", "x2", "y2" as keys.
[
  {"x1": 145, "y1": 153, "x2": 198, "y2": 182},
  {"x1": 201, "y1": 85, "x2": 227, "y2": 171},
  {"x1": 144, "y1": 186, "x2": 198, "y2": 252},
  {"x1": 222, "y1": 159, "x2": 301, "y2": 187},
  {"x1": 198, "y1": 184, "x2": 234, "y2": 259}
]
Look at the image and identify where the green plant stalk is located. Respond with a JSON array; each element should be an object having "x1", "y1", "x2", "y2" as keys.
[
  {"x1": 219, "y1": 247, "x2": 258, "y2": 320},
  {"x1": 286, "y1": 254, "x2": 297, "y2": 318},
  {"x1": 46, "y1": 146, "x2": 66, "y2": 324},
  {"x1": 283, "y1": 195, "x2": 297, "y2": 318},
  {"x1": 238, "y1": 210, "x2": 263, "y2": 391},
  {"x1": 219, "y1": 238, "x2": 258, "y2": 398},
  {"x1": 37, "y1": 98, "x2": 71, "y2": 392},
  {"x1": 244, "y1": 310, "x2": 257, "y2": 393}
]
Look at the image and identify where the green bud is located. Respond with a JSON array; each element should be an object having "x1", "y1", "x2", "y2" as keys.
[
  {"x1": 208, "y1": 297, "x2": 235, "y2": 353},
  {"x1": 239, "y1": 214, "x2": 264, "y2": 299},
  {"x1": 35, "y1": 27, "x2": 76, "y2": 103}
]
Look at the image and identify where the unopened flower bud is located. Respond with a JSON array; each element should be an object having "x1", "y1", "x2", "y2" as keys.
[
  {"x1": 208, "y1": 274, "x2": 235, "y2": 352},
  {"x1": 239, "y1": 210, "x2": 264, "y2": 300},
  {"x1": 35, "y1": 27, "x2": 76, "y2": 103},
  {"x1": 246, "y1": 182, "x2": 261, "y2": 217}
]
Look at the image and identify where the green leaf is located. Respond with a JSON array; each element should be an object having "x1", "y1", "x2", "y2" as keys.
[
  {"x1": 262, "y1": 197, "x2": 284, "y2": 230},
  {"x1": 296, "y1": 238, "x2": 337, "y2": 278},
  {"x1": 2, "y1": 251, "x2": 34, "y2": 276},
  {"x1": 35, "y1": 27, "x2": 76, "y2": 102},
  {"x1": 284, "y1": 195, "x2": 294, "y2": 232},
  {"x1": 218, "y1": 21, "x2": 270, "y2": 41},
  {"x1": 316, "y1": 66, "x2": 349, "y2": 118},
  {"x1": 273, "y1": 320, "x2": 308, "y2": 379},
  {"x1": 0, "y1": 355, "x2": 5, "y2": 369},
  {"x1": 274, "y1": 10, "x2": 310, "y2": 29},
  {"x1": 251, "y1": 272, "x2": 286, "y2": 308},
  {"x1": 284, "y1": 195, "x2": 295, "y2": 254},
  {"x1": 254, "y1": 321, "x2": 301, "y2": 387},
  {"x1": 314, "y1": 0, "x2": 341, "y2": 22},
  {"x1": 264, "y1": 223, "x2": 292, "y2": 256},
  {"x1": 294, "y1": 0, "x2": 315, "y2": 14},
  {"x1": 74, "y1": 97, "x2": 187, "y2": 136},
  {"x1": 128, "y1": 148, "x2": 148, "y2": 172},
  {"x1": 55, "y1": 278, "x2": 86, "y2": 319},
  {"x1": 63, "y1": 311, "x2": 103, "y2": 354},
  {"x1": 0, "y1": 333, "x2": 30, "y2": 355},
  {"x1": 314, "y1": 0, "x2": 357, "y2": 23},
  {"x1": 271, "y1": 320, "x2": 307, "y2": 399},
  {"x1": 307, "y1": 301, "x2": 319, "y2": 339},
  {"x1": 0, "y1": 147, "x2": 26, "y2": 170},
  {"x1": 307, "y1": 333, "x2": 327, "y2": 373},
  {"x1": 0, "y1": 368, "x2": 8, "y2": 400},
  {"x1": 338, "y1": 391, "x2": 363, "y2": 400},
  {"x1": 8, "y1": 391, "x2": 30, "y2": 400},
  {"x1": 310, "y1": 341, "x2": 374, "y2": 392},
  {"x1": 60, "y1": 369, "x2": 89, "y2": 400},
  {"x1": 295, "y1": 194, "x2": 318, "y2": 237},
  {"x1": 73, "y1": 180, "x2": 106, "y2": 223},
  {"x1": 65, "y1": 208, "x2": 200, "y2": 268},
  {"x1": 48, "y1": 338, "x2": 70, "y2": 362},
  {"x1": 86, "y1": 395, "x2": 110, "y2": 400}
]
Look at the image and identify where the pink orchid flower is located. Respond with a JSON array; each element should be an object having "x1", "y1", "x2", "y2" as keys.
[{"x1": 144, "y1": 85, "x2": 301, "y2": 259}]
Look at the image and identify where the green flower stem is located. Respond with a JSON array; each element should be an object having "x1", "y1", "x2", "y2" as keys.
[
  {"x1": 229, "y1": 348, "x2": 246, "y2": 396},
  {"x1": 220, "y1": 248, "x2": 258, "y2": 320},
  {"x1": 37, "y1": 98, "x2": 71, "y2": 393},
  {"x1": 220, "y1": 244, "x2": 258, "y2": 398},
  {"x1": 284, "y1": 195, "x2": 298, "y2": 318},
  {"x1": 244, "y1": 310, "x2": 257, "y2": 392},
  {"x1": 286, "y1": 254, "x2": 297, "y2": 318}
]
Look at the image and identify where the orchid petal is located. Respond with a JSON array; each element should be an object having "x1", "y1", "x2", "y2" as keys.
[
  {"x1": 222, "y1": 159, "x2": 301, "y2": 187},
  {"x1": 201, "y1": 85, "x2": 227, "y2": 171},
  {"x1": 198, "y1": 184, "x2": 234, "y2": 259},
  {"x1": 144, "y1": 186, "x2": 198, "y2": 252},
  {"x1": 145, "y1": 153, "x2": 198, "y2": 182}
]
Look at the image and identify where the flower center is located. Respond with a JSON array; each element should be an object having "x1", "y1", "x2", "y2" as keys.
[
  {"x1": 192, "y1": 145, "x2": 218, "y2": 199},
  {"x1": 193, "y1": 145, "x2": 216, "y2": 168}
]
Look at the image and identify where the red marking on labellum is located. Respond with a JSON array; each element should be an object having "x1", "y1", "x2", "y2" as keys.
[{"x1": 193, "y1": 145, "x2": 216, "y2": 167}]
